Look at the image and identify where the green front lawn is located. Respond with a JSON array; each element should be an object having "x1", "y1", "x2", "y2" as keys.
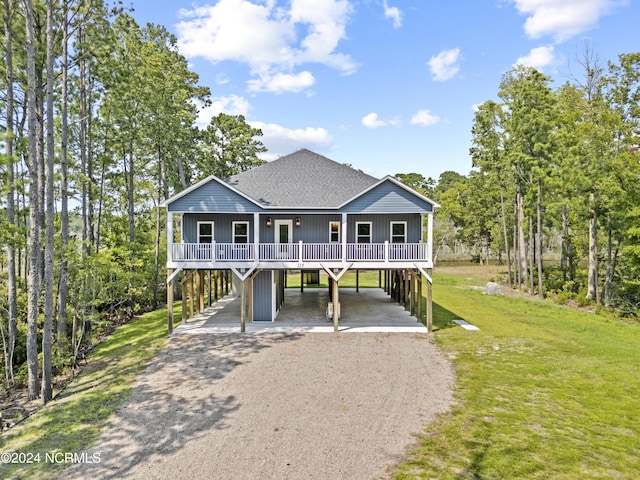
[
  {"x1": 0, "y1": 304, "x2": 180, "y2": 479},
  {"x1": 394, "y1": 272, "x2": 640, "y2": 479}
]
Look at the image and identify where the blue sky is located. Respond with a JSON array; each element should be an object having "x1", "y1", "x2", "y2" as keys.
[{"x1": 130, "y1": 0, "x2": 638, "y2": 181}]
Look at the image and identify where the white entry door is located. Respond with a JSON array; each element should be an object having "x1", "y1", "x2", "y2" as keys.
[{"x1": 274, "y1": 219, "x2": 293, "y2": 259}]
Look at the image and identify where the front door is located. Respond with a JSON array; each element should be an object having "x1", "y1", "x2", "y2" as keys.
[{"x1": 274, "y1": 219, "x2": 293, "y2": 259}]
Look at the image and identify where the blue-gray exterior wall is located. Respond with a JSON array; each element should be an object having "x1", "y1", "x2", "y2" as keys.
[
  {"x1": 252, "y1": 271, "x2": 273, "y2": 321},
  {"x1": 183, "y1": 213, "x2": 254, "y2": 243},
  {"x1": 347, "y1": 214, "x2": 421, "y2": 243},
  {"x1": 168, "y1": 180, "x2": 261, "y2": 213},
  {"x1": 342, "y1": 181, "x2": 434, "y2": 214},
  {"x1": 258, "y1": 214, "x2": 341, "y2": 243},
  {"x1": 181, "y1": 212, "x2": 422, "y2": 244}
]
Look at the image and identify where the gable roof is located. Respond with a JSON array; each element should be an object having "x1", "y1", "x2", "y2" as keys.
[{"x1": 224, "y1": 149, "x2": 379, "y2": 208}]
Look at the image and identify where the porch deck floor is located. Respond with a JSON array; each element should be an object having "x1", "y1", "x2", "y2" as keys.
[{"x1": 174, "y1": 288, "x2": 428, "y2": 334}]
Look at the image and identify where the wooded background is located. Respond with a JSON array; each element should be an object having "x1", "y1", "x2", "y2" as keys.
[{"x1": 1, "y1": 1, "x2": 639, "y2": 403}]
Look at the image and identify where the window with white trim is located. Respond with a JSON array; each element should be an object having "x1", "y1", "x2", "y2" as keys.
[
  {"x1": 233, "y1": 221, "x2": 249, "y2": 244},
  {"x1": 197, "y1": 221, "x2": 214, "y2": 243},
  {"x1": 390, "y1": 222, "x2": 407, "y2": 243},
  {"x1": 356, "y1": 222, "x2": 372, "y2": 244},
  {"x1": 329, "y1": 222, "x2": 340, "y2": 243}
]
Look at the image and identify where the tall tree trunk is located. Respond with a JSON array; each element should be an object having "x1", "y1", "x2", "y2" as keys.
[
  {"x1": 4, "y1": 0, "x2": 17, "y2": 384},
  {"x1": 42, "y1": 0, "x2": 56, "y2": 404},
  {"x1": 587, "y1": 189, "x2": 598, "y2": 301},
  {"x1": 25, "y1": 0, "x2": 41, "y2": 401},
  {"x1": 58, "y1": 1, "x2": 70, "y2": 351},
  {"x1": 536, "y1": 178, "x2": 544, "y2": 299},
  {"x1": 498, "y1": 176, "x2": 512, "y2": 287},
  {"x1": 561, "y1": 204, "x2": 568, "y2": 282},
  {"x1": 516, "y1": 184, "x2": 527, "y2": 289},
  {"x1": 528, "y1": 215, "x2": 534, "y2": 296},
  {"x1": 603, "y1": 228, "x2": 619, "y2": 306}
]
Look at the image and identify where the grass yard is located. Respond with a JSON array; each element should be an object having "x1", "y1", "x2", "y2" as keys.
[
  {"x1": 394, "y1": 271, "x2": 640, "y2": 479},
  {"x1": 286, "y1": 269, "x2": 383, "y2": 289},
  {"x1": 0, "y1": 304, "x2": 181, "y2": 480}
]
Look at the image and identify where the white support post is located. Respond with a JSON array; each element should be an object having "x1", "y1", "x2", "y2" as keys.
[
  {"x1": 427, "y1": 212, "x2": 434, "y2": 263},
  {"x1": 167, "y1": 211, "x2": 174, "y2": 263},
  {"x1": 341, "y1": 213, "x2": 347, "y2": 262},
  {"x1": 384, "y1": 240, "x2": 389, "y2": 263},
  {"x1": 254, "y1": 212, "x2": 260, "y2": 261},
  {"x1": 299, "y1": 240, "x2": 304, "y2": 264}
]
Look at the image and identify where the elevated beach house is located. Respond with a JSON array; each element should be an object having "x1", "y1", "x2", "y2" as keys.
[{"x1": 163, "y1": 149, "x2": 438, "y2": 331}]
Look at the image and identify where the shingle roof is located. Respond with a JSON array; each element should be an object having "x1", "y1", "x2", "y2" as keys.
[{"x1": 225, "y1": 149, "x2": 379, "y2": 208}]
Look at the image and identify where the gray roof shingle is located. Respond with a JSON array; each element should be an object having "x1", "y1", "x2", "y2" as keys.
[{"x1": 225, "y1": 149, "x2": 379, "y2": 208}]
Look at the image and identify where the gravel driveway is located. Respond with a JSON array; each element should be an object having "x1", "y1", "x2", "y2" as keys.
[{"x1": 65, "y1": 332, "x2": 454, "y2": 480}]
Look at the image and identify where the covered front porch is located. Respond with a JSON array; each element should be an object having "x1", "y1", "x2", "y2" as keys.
[{"x1": 173, "y1": 287, "x2": 429, "y2": 334}]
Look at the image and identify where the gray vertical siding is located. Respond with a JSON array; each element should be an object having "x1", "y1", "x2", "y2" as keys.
[
  {"x1": 259, "y1": 214, "x2": 341, "y2": 243},
  {"x1": 181, "y1": 212, "x2": 422, "y2": 244},
  {"x1": 182, "y1": 213, "x2": 254, "y2": 243},
  {"x1": 252, "y1": 270, "x2": 273, "y2": 321},
  {"x1": 346, "y1": 214, "x2": 421, "y2": 243}
]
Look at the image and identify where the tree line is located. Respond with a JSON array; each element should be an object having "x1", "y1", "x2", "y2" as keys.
[
  {"x1": 399, "y1": 49, "x2": 640, "y2": 316},
  {"x1": 0, "y1": 1, "x2": 265, "y2": 402}
]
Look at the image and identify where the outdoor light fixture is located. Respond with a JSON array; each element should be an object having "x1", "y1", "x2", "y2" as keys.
[
  {"x1": 266, "y1": 216, "x2": 272, "y2": 227},
  {"x1": 295, "y1": 216, "x2": 301, "y2": 227}
]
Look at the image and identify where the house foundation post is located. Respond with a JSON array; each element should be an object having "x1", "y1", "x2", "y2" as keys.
[
  {"x1": 410, "y1": 270, "x2": 415, "y2": 316},
  {"x1": 404, "y1": 269, "x2": 410, "y2": 310},
  {"x1": 181, "y1": 272, "x2": 188, "y2": 322},
  {"x1": 240, "y1": 279, "x2": 246, "y2": 333},
  {"x1": 208, "y1": 270, "x2": 212, "y2": 306},
  {"x1": 427, "y1": 268, "x2": 433, "y2": 333},
  {"x1": 167, "y1": 269, "x2": 174, "y2": 334},
  {"x1": 418, "y1": 271, "x2": 423, "y2": 323},
  {"x1": 189, "y1": 270, "x2": 195, "y2": 319},
  {"x1": 198, "y1": 270, "x2": 205, "y2": 313},
  {"x1": 332, "y1": 278, "x2": 339, "y2": 332}
]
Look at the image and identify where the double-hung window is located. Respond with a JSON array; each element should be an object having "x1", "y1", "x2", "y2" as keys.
[
  {"x1": 232, "y1": 221, "x2": 250, "y2": 260},
  {"x1": 197, "y1": 221, "x2": 214, "y2": 260},
  {"x1": 356, "y1": 222, "x2": 372, "y2": 244},
  {"x1": 390, "y1": 222, "x2": 407, "y2": 243},
  {"x1": 329, "y1": 222, "x2": 340, "y2": 243}
]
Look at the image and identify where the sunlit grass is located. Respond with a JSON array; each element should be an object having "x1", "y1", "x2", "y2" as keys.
[
  {"x1": 394, "y1": 273, "x2": 640, "y2": 479},
  {"x1": 0, "y1": 303, "x2": 181, "y2": 479}
]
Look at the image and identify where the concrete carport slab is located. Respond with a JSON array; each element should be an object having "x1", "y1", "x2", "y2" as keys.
[{"x1": 174, "y1": 288, "x2": 428, "y2": 334}]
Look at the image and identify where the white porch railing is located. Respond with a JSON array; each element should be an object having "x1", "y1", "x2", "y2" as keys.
[{"x1": 171, "y1": 242, "x2": 429, "y2": 263}]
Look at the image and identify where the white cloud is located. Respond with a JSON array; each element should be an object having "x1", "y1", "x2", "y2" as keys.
[
  {"x1": 514, "y1": 45, "x2": 563, "y2": 69},
  {"x1": 428, "y1": 48, "x2": 461, "y2": 81},
  {"x1": 247, "y1": 70, "x2": 315, "y2": 93},
  {"x1": 176, "y1": 0, "x2": 355, "y2": 93},
  {"x1": 411, "y1": 109, "x2": 440, "y2": 126},
  {"x1": 361, "y1": 112, "x2": 400, "y2": 128},
  {"x1": 362, "y1": 112, "x2": 387, "y2": 128},
  {"x1": 196, "y1": 95, "x2": 251, "y2": 128},
  {"x1": 509, "y1": 0, "x2": 629, "y2": 43},
  {"x1": 383, "y1": 0, "x2": 402, "y2": 28},
  {"x1": 250, "y1": 121, "x2": 333, "y2": 159}
]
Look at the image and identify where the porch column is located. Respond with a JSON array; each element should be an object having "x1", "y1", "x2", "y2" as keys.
[
  {"x1": 254, "y1": 212, "x2": 260, "y2": 261},
  {"x1": 332, "y1": 277, "x2": 339, "y2": 332},
  {"x1": 427, "y1": 268, "x2": 433, "y2": 333},
  {"x1": 341, "y1": 213, "x2": 347, "y2": 262},
  {"x1": 240, "y1": 279, "x2": 246, "y2": 333},
  {"x1": 427, "y1": 212, "x2": 434, "y2": 263},
  {"x1": 189, "y1": 271, "x2": 195, "y2": 318},
  {"x1": 418, "y1": 271, "x2": 423, "y2": 322},
  {"x1": 198, "y1": 270, "x2": 205, "y2": 313},
  {"x1": 166, "y1": 212, "x2": 173, "y2": 263},
  {"x1": 181, "y1": 272, "x2": 188, "y2": 322},
  {"x1": 167, "y1": 269, "x2": 174, "y2": 334}
]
